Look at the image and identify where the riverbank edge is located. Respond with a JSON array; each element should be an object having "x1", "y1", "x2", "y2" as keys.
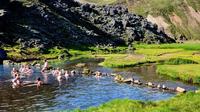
[{"x1": 73, "y1": 91, "x2": 200, "y2": 112}]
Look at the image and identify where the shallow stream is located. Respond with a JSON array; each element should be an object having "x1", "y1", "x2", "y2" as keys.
[{"x1": 0, "y1": 60, "x2": 198, "y2": 111}]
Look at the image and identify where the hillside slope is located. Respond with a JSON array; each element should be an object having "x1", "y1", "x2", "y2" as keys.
[
  {"x1": 82, "y1": 0, "x2": 200, "y2": 40},
  {"x1": 0, "y1": 0, "x2": 174, "y2": 51}
]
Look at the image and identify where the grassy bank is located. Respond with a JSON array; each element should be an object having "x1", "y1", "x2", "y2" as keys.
[
  {"x1": 73, "y1": 92, "x2": 200, "y2": 112},
  {"x1": 93, "y1": 43, "x2": 200, "y2": 84},
  {"x1": 157, "y1": 64, "x2": 200, "y2": 84},
  {"x1": 135, "y1": 43, "x2": 200, "y2": 51},
  {"x1": 96, "y1": 43, "x2": 200, "y2": 67}
]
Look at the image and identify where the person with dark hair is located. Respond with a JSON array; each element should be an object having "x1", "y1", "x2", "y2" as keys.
[
  {"x1": 36, "y1": 77, "x2": 43, "y2": 88},
  {"x1": 12, "y1": 71, "x2": 22, "y2": 88},
  {"x1": 11, "y1": 67, "x2": 18, "y2": 78}
]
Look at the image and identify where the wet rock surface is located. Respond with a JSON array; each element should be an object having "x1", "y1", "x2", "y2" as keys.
[{"x1": 0, "y1": 0, "x2": 175, "y2": 50}]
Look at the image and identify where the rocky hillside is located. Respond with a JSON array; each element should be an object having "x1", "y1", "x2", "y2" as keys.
[
  {"x1": 0, "y1": 0, "x2": 174, "y2": 51},
  {"x1": 82, "y1": 0, "x2": 200, "y2": 40}
]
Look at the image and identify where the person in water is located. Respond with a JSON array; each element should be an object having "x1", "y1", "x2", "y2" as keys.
[
  {"x1": 56, "y1": 69, "x2": 63, "y2": 82},
  {"x1": 36, "y1": 77, "x2": 43, "y2": 88},
  {"x1": 41, "y1": 59, "x2": 48, "y2": 72},
  {"x1": 53, "y1": 68, "x2": 61, "y2": 77},
  {"x1": 65, "y1": 70, "x2": 70, "y2": 80},
  {"x1": 24, "y1": 66, "x2": 34, "y2": 76},
  {"x1": 95, "y1": 71, "x2": 102, "y2": 79},
  {"x1": 12, "y1": 71, "x2": 22, "y2": 88},
  {"x1": 70, "y1": 70, "x2": 76, "y2": 77},
  {"x1": 19, "y1": 65, "x2": 25, "y2": 73},
  {"x1": 11, "y1": 68, "x2": 18, "y2": 78}
]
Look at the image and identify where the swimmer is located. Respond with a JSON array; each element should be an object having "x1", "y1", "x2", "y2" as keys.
[
  {"x1": 56, "y1": 70, "x2": 63, "y2": 82},
  {"x1": 70, "y1": 70, "x2": 76, "y2": 77},
  {"x1": 19, "y1": 65, "x2": 25, "y2": 73},
  {"x1": 51, "y1": 68, "x2": 56, "y2": 75},
  {"x1": 95, "y1": 71, "x2": 102, "y2": 80},
  {"x1": 41, "y1": 59, "x2": 48, "y2": 72},
  {"x1": 53, "y1": 68, "x2": 61, "y2": 77},
  {"x1": 64, "y1": 70, "x2": 70, "y2": 80},
  {"x1": 12, "y1": 72, "x2": 22, "y2": 88},
  {"x1": 24, "y1": 66, "x2": 33, "y2": 75},
  {"x1": 11, "y1": 68, "x2": 18, "y2": 78},
  {"x1": 21, "y1": 64, "x2": 29, "y2": 74},
  {"x1": 36, "y1": 77, "x2": 43, "y2": 88}
]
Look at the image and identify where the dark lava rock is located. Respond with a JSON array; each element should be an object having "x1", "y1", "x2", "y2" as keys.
[{"x1": 0, "y1": 0, "x2": 175, "y2": 51}]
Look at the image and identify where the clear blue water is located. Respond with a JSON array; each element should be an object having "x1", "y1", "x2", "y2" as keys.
[{"x1": 0, "y1": 61, "x2": 197, "y2": 111}]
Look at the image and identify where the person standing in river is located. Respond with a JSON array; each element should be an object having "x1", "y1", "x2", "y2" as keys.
[{"x1": 41, "y1": 59, "x2": 48, "y2": 72}]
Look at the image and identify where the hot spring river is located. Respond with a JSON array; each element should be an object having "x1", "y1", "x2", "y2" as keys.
[{"x1": 0, "y1": 60, "x2": 198, "y2": 111}]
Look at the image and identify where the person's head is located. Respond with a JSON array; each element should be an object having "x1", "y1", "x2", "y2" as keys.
[
  {"x1": 25, "y1": 64, "x2": 29, "y2": 68},
  {"x1": 37, "y1": 77, "x2": 41, "y2": 81},
  {"x1": 65, "y1": 70, "x2": 68, "y2": 73},
  {"x1": 44, "y1": 59, "x2": 47, "y2": 62},
  {"x1": 57, "y1": 68, "x2": 60, "y2": 70},
  {"x1": 12, "y1": 68, "x2": 16, "y2": 71}
]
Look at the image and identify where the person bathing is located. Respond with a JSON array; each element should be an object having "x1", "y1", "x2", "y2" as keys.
[{"x1": 41, "y1": 59, "x2": 48, "y2": 72}]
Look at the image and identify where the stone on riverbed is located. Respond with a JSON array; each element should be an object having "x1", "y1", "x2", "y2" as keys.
[
  {"x1": 133, "y1": 80, "x2": 142, "y2": 85},
  {"x1": 82, "y1": 68, "x2": 91, "y2": 75},
  {"x1": 146, "y1": 82, "x2": 155, "y2": 87},
  {"x1": 162, "y1": 85, "x2": 168, "y2": 90},
  {"x1": 176, "y1": 87, "x2": 186, "y2": 93},
  {"x1": 123, "y1": 78, "x2": 134, "y2": 84},
  {"x1": 157, "y1": 84, "x2": 161, "y2": 89},
  {"x1": 95, "y1": 71, "x2": 102, "y2": 76},
  {"x1": 111, "y1": 73, "x2": 117, "y2": 76},
  {"x1": 114, "y1": 75, "x2": 124, "y2": 82},
  {"x1": 76, "y1": 63, "x2": 86, "y2": 68}
]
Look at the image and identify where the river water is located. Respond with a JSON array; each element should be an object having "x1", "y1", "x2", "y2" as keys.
[{"x1": 0, "y1": 60, "x2": 198, "y2": 111}]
